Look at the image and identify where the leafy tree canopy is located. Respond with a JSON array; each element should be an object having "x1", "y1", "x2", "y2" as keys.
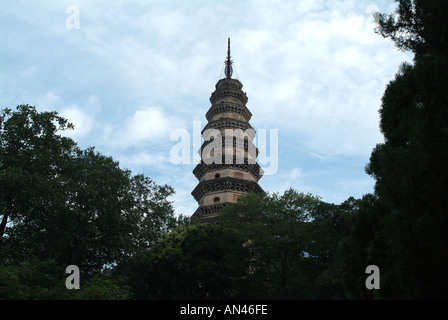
[{"x1": 0, "y1": 105, "x2": 182, "y2": 277}]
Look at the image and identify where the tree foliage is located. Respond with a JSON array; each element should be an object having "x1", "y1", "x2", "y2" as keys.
[
  {"x1": 0, "y1": 257, "x2": 133, "y2": 300},
  {"x1": 0, "y1": 105, "x2": 181, "y2": 287},
  {"x1": 341, "y1": 0, "x2": 448, "y2": 299},
  {"x1": 120, "y1": 190, "x2": 354, "y2": 300},
  {"x1": 376, "y1": 0, "x2": 448, "y2": 57},
  {"x1": 119, "y1": 224, "x2": 250, "y2": 299},
  {"x1": 219, "y1": 190, "x2": 351, "y2": 299}
]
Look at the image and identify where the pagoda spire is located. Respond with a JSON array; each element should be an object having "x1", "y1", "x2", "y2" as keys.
[{"x1": 224, "y1": 37, "x2": 233, "y2": 78}]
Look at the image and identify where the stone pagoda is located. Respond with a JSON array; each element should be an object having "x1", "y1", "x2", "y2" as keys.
[{"x1": 191, "y1": 38, "x2": 264, "y2": 224}]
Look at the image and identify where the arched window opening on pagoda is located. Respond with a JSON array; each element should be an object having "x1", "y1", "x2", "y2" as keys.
[
  {"x1": 215, "y1": 173, "x2": 220, "y2": 179},
  {"x1": 213, "y1": 197, "x2": 220, "y2": 203}
]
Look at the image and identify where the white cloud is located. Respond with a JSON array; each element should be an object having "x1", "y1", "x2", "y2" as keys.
[
  {"x1": 36, "y1": 91, "x2": 60, "y2": 111},
  {"x1": 60, "y1": 107, "x2": 93, "y2": 138},
  {"x1": 110, "y1": 106, "x2": 186, "y2": 148},
  {"x1": 118, "y1": 151, "x2": 171, "y2": 171},
  {"x1": 127, "y1": 107, "x2": 169, "y2": 140}
]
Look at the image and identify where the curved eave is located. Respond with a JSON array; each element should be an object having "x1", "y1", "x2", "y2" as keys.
[
  {"x1": 191, "y1": 177, "x2": 264, "y2": 202},
  {"x1": 193, "y1": 161, "x2": 264, "y2": 181}
]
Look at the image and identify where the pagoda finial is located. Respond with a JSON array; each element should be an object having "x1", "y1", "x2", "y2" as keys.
[{"x1": 224, "y1": 37, "x2": 233, "y2": 78}]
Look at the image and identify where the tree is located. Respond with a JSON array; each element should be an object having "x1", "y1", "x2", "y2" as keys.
[
  {"x1": 376, "y1": 0, "x2": 448, "y2": 57},
  {"x1": 119, "y1": 224, "x2": 251, "y2": 299},
  {"x1": 344, "y1": 0, "x2": 448, "y2": 299},
  {"x1": 338, "y1": 194, "x2": 388, "y2": 299},
  {"x1": 365, "y1": 59, "x2": 448, "y2": 298},
  {"x1": 0, "y1": 105, "x2": 75, "y2": 249},
  {"x1": 114, "y1": 190, "x2": 354, "y2": 300},
  {"x1": 0, "y1": 105, "x2": 178, "y2": 276},
  {"x1": 0, "y1": 257, "x2": 132, "y2": 300},
  {"x1": 219, "y1": 189, "x2": 350, "y2": 299}
]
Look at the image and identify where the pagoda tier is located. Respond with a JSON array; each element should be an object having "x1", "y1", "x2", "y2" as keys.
[
  {"x1": 191, "y1": 38, "x2": 263, "y2": 224},
  {"x1": 206, "y1": 101, "x2": 252, "y2": 122},
  {"x1": 193, "y1": 160, "x2": 263, "y2": 182}
]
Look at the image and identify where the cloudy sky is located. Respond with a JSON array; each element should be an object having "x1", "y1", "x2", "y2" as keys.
[{"x1": 0, "y1": 0, "x2": 412, "y2": 216}]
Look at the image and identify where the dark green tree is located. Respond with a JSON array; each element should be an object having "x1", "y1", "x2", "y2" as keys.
[
  {"x1": 219, "y1": 190, "x2": 316, "y2": 299},
  {"x1": 0, "y1": 105, "x2": 178, "y2": 277},
  {"x1": 120, "y1": 224, "x2": 250, "y2": 299},
  {"x1": 0, "y1": 105, "x2": 75, "y2": 250},
  {"x1": 376, "y1": 0, "x2": 448, "y2": 57},
  {"x1": 338, "y1": 194, "x2": 388, "y2": 299},
  {"x1": 117, "y1": 189, "x2": 353, "y2": 300},
  {"x1": 341, "y1": 0, "x2": 448, "y2": 299},
  {"x1": 366, "y1": 60, "x2": 448, "y2": 298},
  {"x1": 0, "y1": 257, "x2": 132, "y2": 300},
  {"x1": 219, "y1": 189, "x2": 350, "y2": 299}
]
